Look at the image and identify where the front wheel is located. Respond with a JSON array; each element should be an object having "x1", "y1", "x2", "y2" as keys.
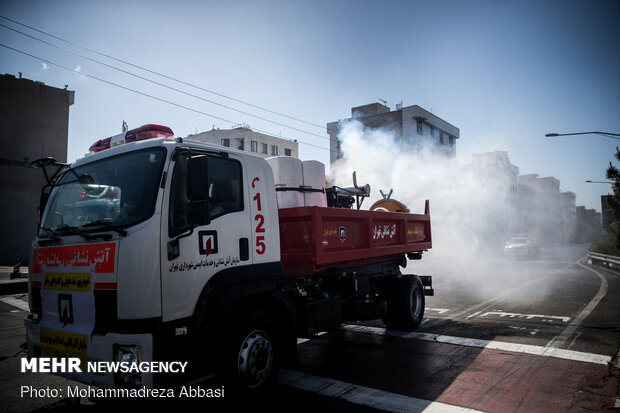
[
  {"x1": 382, "y1": 275, "x2": 425, "y2": 330},
  {"x1": 226, "y1": 310, "x2": 280, "y2": 391}
]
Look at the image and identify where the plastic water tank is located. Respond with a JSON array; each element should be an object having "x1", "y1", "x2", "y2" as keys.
[
  {"x1": 302, "y1": 160, "x2": 327, "y2": 207},
  {"x1": 266, "y1": 156, "x2": 304, "y2": 208}
]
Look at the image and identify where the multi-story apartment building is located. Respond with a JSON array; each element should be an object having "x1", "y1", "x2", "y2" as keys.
[
  {"x1": 576, "y1": 206, "x2": 602, "y2": 242},
  {"x1": 518, "y1": 174, "x2": 577, "y2": 243},
  {"x1": 467, "y1": 151, "x2": 520, "y2": 244},
  {"x1": 327, "y1": 102, "x2": 459, "y2": 164},
  {"x1": 188, "y1": 124, "x2": 299, "y2": 159}
]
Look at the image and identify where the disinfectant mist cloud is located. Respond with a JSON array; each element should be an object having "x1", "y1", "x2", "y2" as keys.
[{"x1": 328, "y1": 120, "x2": 527, "y2": 292}]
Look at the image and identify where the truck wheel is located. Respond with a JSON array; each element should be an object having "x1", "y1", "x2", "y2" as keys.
[
  {"x1": 382, "y1": 275, "x2": 425, "y2": 330},
  {"x1": 227, "y1": 310, "x2": 279, "y2": 391}
]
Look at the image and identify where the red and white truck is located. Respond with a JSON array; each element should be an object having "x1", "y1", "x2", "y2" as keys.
[{"x1": 25, "y1": 124, "x2": 433, "y2": 391}]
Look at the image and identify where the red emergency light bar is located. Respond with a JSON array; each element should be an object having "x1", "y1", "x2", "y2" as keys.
[{"x1": 89, "y1": 124, "x2": 174, "y2": 153}]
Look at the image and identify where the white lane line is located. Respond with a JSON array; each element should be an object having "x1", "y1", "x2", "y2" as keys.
[
  {"x1": 0, "y1": 296, "x2": 29, "y2": 312},
  {"x1": 546, "y1": 257, "x2": 609, "y2": 349},
  {"x1": 340, "y1": 324, "x2": 612, "y2": 366},
  {"x1": 426, "y1": 308, "x2": 450, "y2": 314},
  {"x1": 278, "y1": 369, "x2": 486, "y2": 413},
  {"x1": 479, "y1": 311, "x2": 570, "y2": 323},
  {"x1": 465, "y1": 311, "x2": 482, "y2": 320}
]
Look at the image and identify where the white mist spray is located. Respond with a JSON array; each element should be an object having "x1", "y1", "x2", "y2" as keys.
[{"x1": 328, "y1": 120, "x2": 527, "y2": 297}]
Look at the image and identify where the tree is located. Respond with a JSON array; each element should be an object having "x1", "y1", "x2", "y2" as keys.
[{"x1": 604, "y1": 147, "x2": 620, "y2": 249}]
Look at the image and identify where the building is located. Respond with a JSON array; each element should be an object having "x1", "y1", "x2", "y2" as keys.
[
  {"x1": 0, "y1": 74, "x2": 74, "y2": 264},
  {"x1": 576, "y1": 206, "x2": 602, "y2": 242},
  {"x1": 517, "y1": 174, "x2": 577, "y2": 244},
  {"x1": 326, "y1": 102, "x2": 459, "y2": 164},
  {"x1": 466, "y1": 151, "x2": 520, "y2": 244},
  {"x1": 560, "y1": 191, "x2": 577, "y2": 230},
  {"x1": 187, "y1": 124, "x2": 299, "y2": 159}
]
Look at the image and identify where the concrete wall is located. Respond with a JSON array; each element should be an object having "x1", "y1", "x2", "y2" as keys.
[{"x1": 0, "y1": 74, "x2": 74, "y2": 264}]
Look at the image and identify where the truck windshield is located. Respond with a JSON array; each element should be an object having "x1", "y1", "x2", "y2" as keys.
[{"x1": 39, "y1": 148, "x2": 166, "y2": 236}]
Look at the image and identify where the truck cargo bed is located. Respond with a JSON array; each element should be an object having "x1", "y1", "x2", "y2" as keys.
[{"x1": 278, "y1": 206, "x2": 432, "y2": 276}]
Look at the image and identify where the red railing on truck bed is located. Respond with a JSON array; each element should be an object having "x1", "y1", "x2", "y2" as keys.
[{"x1": 278, "y1": 206, "x2": 432, "y2": 276}]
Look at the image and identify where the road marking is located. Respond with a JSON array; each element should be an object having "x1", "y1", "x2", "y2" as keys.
[
  {"x1": 479, "y1": 311, "x2": 570, "y2": 323},
  {"x1": 278, "y1": 368, "x2": 486, "y2": 413},
  {"x1": 449, "y1": 262, "x2": 574, "y2": 319},
  {"x1": 340, "y1": 324, "x2": 612, "y2": 366},
  {"x1": 426, "y1": 307, "x2": 450, "y2": 314},
  {"x1": 0, "y1": 296, "x2": 29, "y2": 312},
  {"x1": 546, "y1": 258, "x2": 609, "y2": 349},
  {"x1": 465, "y1": 311, "x2": 482, "y2": 320}
]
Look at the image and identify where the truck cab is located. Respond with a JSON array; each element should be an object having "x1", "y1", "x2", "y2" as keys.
[
  {"x1": 26, "y1": 126, "x2": 287, "y2": 390},
  {"x1": 25, "y1": 124, "x2": 432, "y2": 392}
]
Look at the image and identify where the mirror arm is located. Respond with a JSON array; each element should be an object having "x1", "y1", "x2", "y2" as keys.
[{"x1": 167, "y1": 227, "x2": 195, "y2": 261}]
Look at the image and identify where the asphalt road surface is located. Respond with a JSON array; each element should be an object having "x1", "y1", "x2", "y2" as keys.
[{"x1": 0, "y1": 243, "x2": 618, "y2": 412}]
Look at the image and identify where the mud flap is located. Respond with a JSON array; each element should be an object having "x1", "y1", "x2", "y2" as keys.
[{"x1": 418, "y1": 275, "x2": 434, "y2": 296}]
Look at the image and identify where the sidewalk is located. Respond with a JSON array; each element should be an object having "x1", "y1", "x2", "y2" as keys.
[{"x1": 0, "y1": 266, "x2": 28, "y2": 295}]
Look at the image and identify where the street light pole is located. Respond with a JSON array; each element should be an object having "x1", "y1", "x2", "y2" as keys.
[{"x1": 546, "y1": 131, "x2": 620, "y2": 140}]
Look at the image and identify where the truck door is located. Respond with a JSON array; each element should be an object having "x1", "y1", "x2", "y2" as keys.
[{"x1": 160, "y1": 150, "x2": 251, "y2": 322}]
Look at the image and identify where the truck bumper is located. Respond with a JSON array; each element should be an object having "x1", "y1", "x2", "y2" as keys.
[{"x1": 24, "y1": 316, "x2": 154, "y2": 388}]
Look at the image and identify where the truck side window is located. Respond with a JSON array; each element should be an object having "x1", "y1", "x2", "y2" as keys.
[
  {"x1": 208, "y1": 157, "x2": 243, "y2": 219},
  {"x1": 169, "y1": 153, "x2": 243, "y2": 237}
]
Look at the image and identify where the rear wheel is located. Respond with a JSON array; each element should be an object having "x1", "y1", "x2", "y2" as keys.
[{"x1": 382, "y1": 275, "x2": 425, "y2": 330}]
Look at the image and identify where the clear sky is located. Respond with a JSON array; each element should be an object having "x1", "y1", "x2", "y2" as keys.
[{"x1": 1, "y1": 0, "x2": 618, "y2": 212}]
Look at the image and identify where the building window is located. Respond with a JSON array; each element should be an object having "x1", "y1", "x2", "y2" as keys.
[
  {"x1": 271, "y1": 145, "x2": 278, "y2": 156},
  {"x1": 284, "y1": 148, "x2": 292, "y2": 156},
  {"x1": 430, "y1": 126, "x2": 435, "y2": 138},
  {"x1": 261, "y1": 143, "x2": 268, "y2": 154},
  {"x1": 449, "y1": 136, "x2": 455, "y2": 146},
  {"x1": 221, "y1": 138, "x2": 230, "y2": 147},
  {"x1": 251, "y1": 141, "x2": 258, "y2": 152},
  {"x1": 439, "y1": 131, "x2": 444, "y2": 145},
  {"x1": 416, "y1": 121, "x2": 423, "y2": 135}
]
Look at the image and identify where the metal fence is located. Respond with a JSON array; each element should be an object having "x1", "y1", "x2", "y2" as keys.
[{"x1": 587, "y1": 251, "x2": 620, "y2": 268}]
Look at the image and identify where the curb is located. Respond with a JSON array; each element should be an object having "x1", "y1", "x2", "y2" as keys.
[{"x1": 0, "y1": 281, "x2": 27, "y2": 295}]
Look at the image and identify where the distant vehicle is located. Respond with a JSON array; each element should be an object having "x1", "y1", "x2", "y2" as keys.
[{"x1": 504, "y1": 237, "x2": 539, "y2": 259}]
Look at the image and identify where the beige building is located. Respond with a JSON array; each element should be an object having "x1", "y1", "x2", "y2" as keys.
[{"x1": 187, "y1": 124, "x2": 299, "y2": 159}]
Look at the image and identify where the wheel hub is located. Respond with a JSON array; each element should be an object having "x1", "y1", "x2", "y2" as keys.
[{"x1": 237, "y1": 330, "x2": 273, "y2": 388}]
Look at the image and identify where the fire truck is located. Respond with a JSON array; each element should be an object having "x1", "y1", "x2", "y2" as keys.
[{"x1": 25, "y1": 124, "x2": 433, "y2": 391}]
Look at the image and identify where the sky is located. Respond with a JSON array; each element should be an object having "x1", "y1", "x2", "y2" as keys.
[{"x1": 0, "y1": 0, "x2": 619, "y2": 212}]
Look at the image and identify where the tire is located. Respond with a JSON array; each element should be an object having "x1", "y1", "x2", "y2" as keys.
[
  {"x1": 382, "y1": 275, "x2": 425, "y2": 330},
  {"x1": 225, "y1": 309, "x2": 280, "y2": 392}
]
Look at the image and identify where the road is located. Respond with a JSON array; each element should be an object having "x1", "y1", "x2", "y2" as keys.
[{"x1": 0, "y1": 244, "x2": 618, "y2": 412}]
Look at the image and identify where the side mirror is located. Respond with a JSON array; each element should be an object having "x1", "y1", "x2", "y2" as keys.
[
  {"x1": 186, "y1": 155, "x2": 211, "y2": 226},
  {"x1": 187, "y1": 155, "x2": 209, "y2": 200}
]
